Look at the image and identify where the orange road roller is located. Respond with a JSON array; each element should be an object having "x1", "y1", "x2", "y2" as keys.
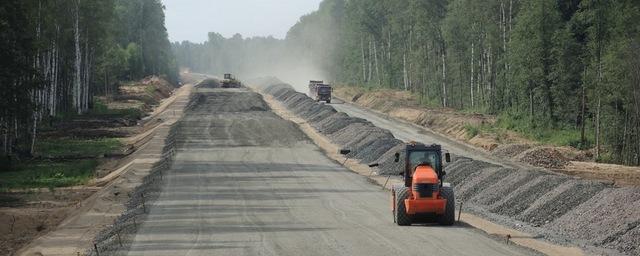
[{"x1": 389, "y1": 143, "x2": 455, "y2": 226}]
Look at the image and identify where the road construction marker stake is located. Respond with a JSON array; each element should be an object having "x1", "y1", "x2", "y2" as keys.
[
  {"x1": 10, "y1": 215, "x2": 15, "y2": 233},
  {"x1": 458, "y1": 201, "x2": 463, "y2": 222},
  {"x1": 117, "y1": 232, "x2": 123, "y2": 247},
  {"x1": 382, "y1": 175, "x2": 391, "y2": 190},
  {"x1": 142, "y1": 193, "x2": 146, "y2": 213}
]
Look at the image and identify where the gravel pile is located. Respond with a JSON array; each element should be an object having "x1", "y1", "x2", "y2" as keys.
[
  {"x1": 190, "y1": 91, "x2": 268, "y2": 113},
  {"x1": 491, "y1": 144, "x2": 533, "y2": 158},
  {"x1": 517, "y1": 180, "x2": 606, "y2": 226},
  {"x1": 456, "y1": 167, "x2": 513, "y2": 202},
  {"x1": 445, "y1": 159, "x2": 499, "y2": 187},
  {"x1": 196, "y1": 78, "x2": 221, "y2": 88},
  {"x1": 490, "y1": 175, "x2": 568, "y2": 217},
  {"x1": 472, "y1": 170, "x2": 543, "y2": 206},
  {"x1": 375, "y1": 144, "x2": 407, "y2": 175},
  {"x1": 254, "y1": 80, "x2": 640, "y2": 256},
  {"x1": 514, "y1": 147, "x2": 569, "y2": 169},
  {"x1": 259, "y1": 83, "x2": 402, "y2": 166},
  {"x1": 550, "y1": 187, "x2": 640, "y2": 255}
]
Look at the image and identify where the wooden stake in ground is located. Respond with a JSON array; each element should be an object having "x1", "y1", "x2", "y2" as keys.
[
  {"x1": 458, "y1": 201, "x2": 464, "y2": 222},
  {"x1": 382, "y1": 175, "x2": 391, "y2": 190},
  {"x1": 10, "y1": 215, "x2": 16, "y2": 233},
  {"x1": 141, "y1": 193, "x2": 146, "y2": 213}
]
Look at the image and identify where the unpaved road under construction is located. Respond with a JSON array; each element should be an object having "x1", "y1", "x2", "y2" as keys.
[
  {"x1": 330, "y1": 98, "x2": 517, "y2": 168},
  {"x1": 124, "y1": 87, "x2": 533, "y2": 256}
]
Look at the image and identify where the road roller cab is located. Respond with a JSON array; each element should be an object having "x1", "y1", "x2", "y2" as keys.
[{"x1": 391, "y1": 143, "x2": 455, "y2": 226}]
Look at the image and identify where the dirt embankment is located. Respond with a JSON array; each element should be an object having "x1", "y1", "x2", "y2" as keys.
[
  {"x1": 1, "y1": 76, "x2": 184, "y2": 256},
  {"x1": 333, "y1": 86, "x2": 640, "y2": 186},
  {"x1": 101, "y1": 76, "x2": 175, "y2": 113},
  {"x1": 253, "y1": 80, "x2": 640, "y2": 256},
  {"x1": 335, "y1": 86, "x2": 502, "y2": 148}
]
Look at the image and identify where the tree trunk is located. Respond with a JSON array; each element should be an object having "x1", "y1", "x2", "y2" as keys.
[
  {"x1": 374, "y1": 41, "x2": 380, "y2": 86},
  {"x1": 361, "y1": 37, "x2": 366, "y2": 83},
  {"x1": 471, "y1": 41, "x2": 475, "y2": 107},
  {"x1": 596, "y1": 96, "x2": 601, "y2": 160},
  {"x1": 30, "y1": 114, "x2": 37, "y2": 155},
  {"x1": 403, "y1": 52, "x2": 408, "y2": 91},
  {"x1": 2, "y1": 118, "x2": 7, "y2": 155},
  {"x1": 509, "y1": 0, "x2": 513, "y2": 33},
  {"x1": 501, "y1": 0, "x2": 510, "y2": 107},
  {"x1": 74, "y1": 0, "x2": 82, "y2": 114},
  {"x1": 623, "y1": 109, "x2": 629, "y2": 164},
  {"x1": 529, "y1": 86, "x2": 534, "y2": 124},
  {"x1": 442, "y1": 49, "x2": 447, "y2": 108},
  {"x1": 580, "y1": 83, "x2": 587, "y2": 146},
  {"x1": 388, "y1": 30, "x2": 392, "y2": 62},
  {"x1": 368, "y1": 39, "x2": 373, "y2": 82}
]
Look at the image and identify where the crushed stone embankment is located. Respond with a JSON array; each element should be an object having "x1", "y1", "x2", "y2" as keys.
[{"x1": 251, "y1": 79, "x2": 640, "y2": 256}]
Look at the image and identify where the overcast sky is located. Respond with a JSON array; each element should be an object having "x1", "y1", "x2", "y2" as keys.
[{"x1": 162, "y1": 0, "x2": 323, "y2": 43}]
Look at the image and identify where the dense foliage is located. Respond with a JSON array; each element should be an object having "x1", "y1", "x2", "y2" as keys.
[
  {"x1": 0, "y1": 0, "x2": 177, "y2": 156},
  {"x1": 175, "y1": 0, "x2": 640, "y2": 166}
]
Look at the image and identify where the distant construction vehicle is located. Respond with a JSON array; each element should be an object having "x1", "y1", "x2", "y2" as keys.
[
  {"x1": 308, "y1": 80, "x2": 332, "y2": 103},
  {"x1": 221, "y1": 73, "x2": 242, "y2": 88},
  {"x1": 381, "y1": 143, "x2": 455, "y2": 226}
]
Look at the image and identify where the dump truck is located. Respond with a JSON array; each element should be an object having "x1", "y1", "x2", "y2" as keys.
[
  {"x1": 308, "y1": 81, "x2": 332, "y2": 103},
  {"x1": 221, "y1": 73, "x2": 242, "y2": 88}
]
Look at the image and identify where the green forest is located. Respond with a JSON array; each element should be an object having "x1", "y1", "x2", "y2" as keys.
[
  {"x1": 0, "y1": 0, "x2": 177, "y2": 157},
  {"x1": 174, "y1": 0, "x2": 640, "y2": 166}
]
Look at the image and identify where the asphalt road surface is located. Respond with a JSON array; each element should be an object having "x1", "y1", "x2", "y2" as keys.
[{"x1": 125, "y1": 88, "x2": 533, "y2": 256}]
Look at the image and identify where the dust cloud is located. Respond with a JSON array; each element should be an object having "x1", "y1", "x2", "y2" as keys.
[{"x1": 172, "y1": 1, "x2": 339, "y2": 94}]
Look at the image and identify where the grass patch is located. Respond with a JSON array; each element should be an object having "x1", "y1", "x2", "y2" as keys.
[
  {"x1": 35, "y1": 138, "x2": 122, "y2": 158},
  {"x1": 55, "y1": 99, "x2": 143, "y2": 121},
  {"x1": 0, "y1": 160, "x2": 98, "y2": 190},
  {"x1": 493, "y1": 110, "x2": 593, "y2": 149},
  {"x1": 464, "y1": 125, "x2": 480, "y2": 139},
  {"x1": 90, "y1": 99, "x2": 144, "y2": 119}
]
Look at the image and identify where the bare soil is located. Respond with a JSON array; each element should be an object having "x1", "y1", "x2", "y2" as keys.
[
  {"x1": 0, "y1": 76, "x2": 180, "y2": 256},
  {"x1": 0, "y1": 189, "x2": 96, "y2": 255}
]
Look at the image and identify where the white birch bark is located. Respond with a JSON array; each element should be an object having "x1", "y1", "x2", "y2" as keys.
[
  {"x1": 442, "y1": 50, "x2": 447, "y2": 107},
  {"x1": 388, "y1": 30, "x2": 392, "y2": 62},
  {"x1": 368, "y1": 39, "x2": 373, "y2": 82},
  {"x1": 73, "y1": 0, "x2": 82, "y2": 114},
  {"x1": 374, "y1": 41, "x2": 380, "y2": 85},
  {"x1": 471, "y1": 41, "x2": 475, "y2": 107},
  {"x1": 361, "y1": 37, "x2": 366, "y2": 82},
  {"x1": 403, "y1": 52, "x2": 408, "y2": 91}
]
